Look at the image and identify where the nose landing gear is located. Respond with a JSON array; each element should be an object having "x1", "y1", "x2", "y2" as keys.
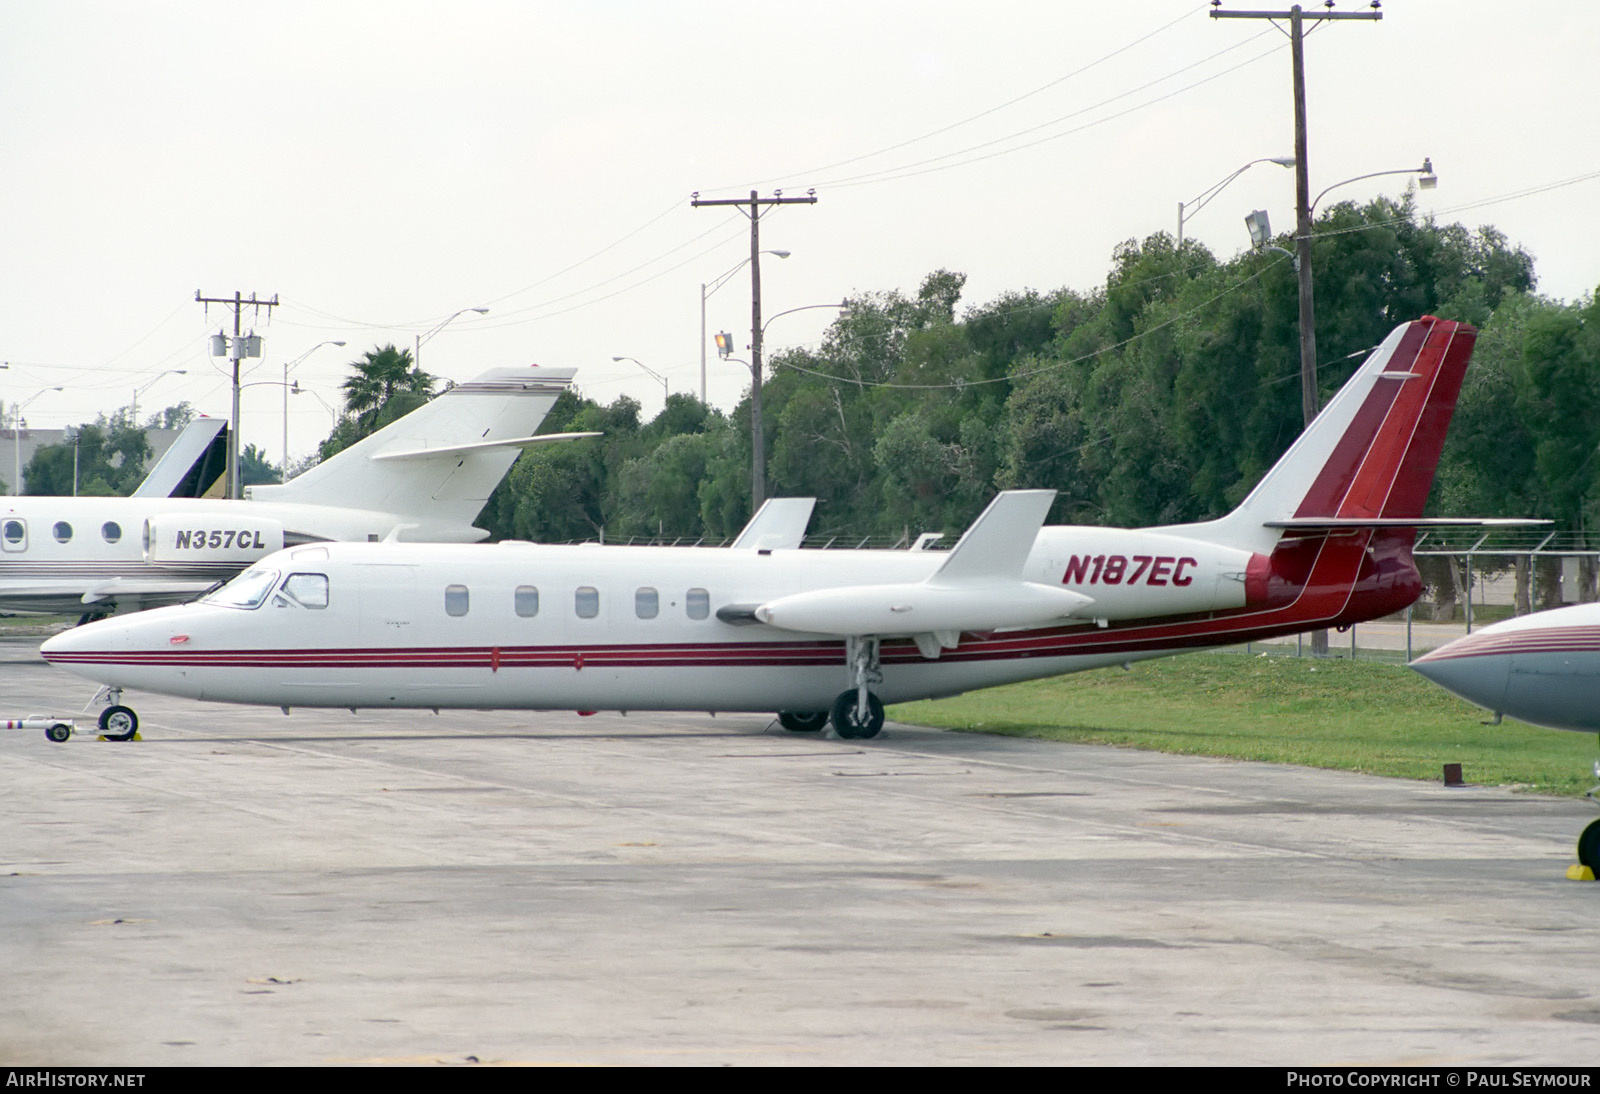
[
  {"x1": 1578, "y1": 758, "x2": 1600, "y2": 875},
  {"x1": 92, "y1": 687, "x2": 140, "y2": 742}
]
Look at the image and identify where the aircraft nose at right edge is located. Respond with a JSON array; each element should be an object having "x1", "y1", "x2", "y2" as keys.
[{"x1": 1408, "y1": 638, "x2": 1513, "y2": 717}]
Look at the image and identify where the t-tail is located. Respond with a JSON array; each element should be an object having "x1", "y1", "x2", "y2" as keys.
[
  {"x1": 246, "y1": 366, "x2": 584, "y2": 540},
  {"x1": 1175, "y1": 316, "x2": 1477, "y2": 552}
]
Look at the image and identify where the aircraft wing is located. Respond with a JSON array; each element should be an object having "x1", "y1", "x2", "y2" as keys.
[
  {"x1": 0, "y1": 577, "x2": 220, "y2": 615},
  {"x1": 369, "y1": 432, "x2": 602, "y2": 462},
  {"x1": 1264, "y1": 518, "x2": 1550, "y2": 529}
]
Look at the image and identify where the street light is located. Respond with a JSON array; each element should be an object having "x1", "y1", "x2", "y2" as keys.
[
  {"x1": 9, "y1": 386, "x2": 63, "y2": 496},
  {"x1": 611, "y1": 356, "x2": 669, "y2": 404},
  {"x1": 1178, "y1": 156, "x2": 1295, "y2": 245},
  {"x1": 1294, "y1": 158, "x2": 1437, "y2": 427},
  {"x1": 291, "y1": 382, "x2": 341, "y2": 433},
  {"x1": 281, "y1": 341, "x2": 346, "y2": 483},
  {"x1": 415, "y1": 307, "x2": 489, "y2": 369},
  {"x1": 1310, "y1": 158, "x2": 1436, "y2": 214},
  {"x1": 761, "y1": 300, "x2": 852, "y2": 334},
  {"x1": 702, "y1": 251, "x2": 789, "y2": 404},
  {"x1": 1244, "y1": 209, "x2": 1297, "y2": 268},
  {"x1": 129, "y1": 369, "x2": 188, "y2": 427}
]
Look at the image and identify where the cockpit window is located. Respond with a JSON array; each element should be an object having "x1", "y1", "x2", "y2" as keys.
[
  {"x1": 276, "y1": 573, "x2": 329, "y2": 610},
  {"x1": 205, "y1": 567, "x2": 280, "y2": 609}
]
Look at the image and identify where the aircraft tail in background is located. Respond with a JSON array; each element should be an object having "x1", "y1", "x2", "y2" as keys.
[
  {"x1": 245, "y1": 366, "x2": 579, "y2": 539},
  {"x1": 130, "y1": 417, "x2": 229, "y2": 499}
]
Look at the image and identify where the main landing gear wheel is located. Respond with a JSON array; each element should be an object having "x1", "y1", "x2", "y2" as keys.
[
  {"x1": 830, "y1": 690, "x2": 884, "y2": 740},
  {"x1": 98, "y1": 705, "x2": 138, "y2": 742},
  {"x1": 1579, "y1": 819, "x2": 1600, "y2": 873},
  {"x1": 778, "y1": 711, "x2": 829, "y2": 733}
]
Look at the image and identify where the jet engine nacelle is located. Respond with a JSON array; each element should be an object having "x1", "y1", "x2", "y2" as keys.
[
  {"x1": 143, "y1": 515, "x2": 285, "y2": 565},
  {"x1": 754, "y1": 581, "x2": 1094, "y2": 637}
]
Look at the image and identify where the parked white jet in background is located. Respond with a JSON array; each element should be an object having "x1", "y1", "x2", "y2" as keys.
[
  {"x1": 2, "y1": 366, "x2": 585, "y2": 617},
  {"x1": 1410, "y1": 607, "x2": 1600, "y2": 870},
  {"x1": 44, "y1": 318, "x2": 1485, "y2": 753}
]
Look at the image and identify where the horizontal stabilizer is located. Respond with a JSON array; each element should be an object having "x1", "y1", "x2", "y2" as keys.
[
  {"x1": 369, "y1": 432, "x2": 602, "y2": 462},
  {"x1": 730, "y1": 498, "x2": 816, "y2": 550},
  {"x1": 1264, "y1": 517, "x2": 1551, "y2": 530},
  {"x1": 931, "y1": 489, "x2": 1056, "y2": 586}
]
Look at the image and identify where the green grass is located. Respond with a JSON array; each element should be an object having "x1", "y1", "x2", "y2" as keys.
[
  {"x1": 0, "y1": 614, "x2": 70, "y2": 635},
  {"x1": 891, "y1": 652, "x2": 1600, "y2": 796}
]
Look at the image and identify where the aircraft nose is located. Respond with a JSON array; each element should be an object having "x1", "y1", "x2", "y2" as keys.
[
  {"x1": 39, "y1": 625, "x2": 96, "y2": 661},
  {"x1": 40, "y1": 613, "x2": 161, "y2": 664},
  {"x1": 1409, "y1": 641, "x2": 1512, "y2": 716}
]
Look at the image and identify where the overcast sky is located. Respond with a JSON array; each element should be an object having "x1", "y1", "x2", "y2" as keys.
[{"x1": 2, "y1": 1, "x2": 1596, "y2": 467}]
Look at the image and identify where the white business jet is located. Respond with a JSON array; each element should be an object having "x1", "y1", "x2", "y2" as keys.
[
  {"x1": 45, "y1": 317, "x2": 1487, "y2": 751},
  {"x1": 3, "y1": 366, "x2": 585, "y2": 618}
]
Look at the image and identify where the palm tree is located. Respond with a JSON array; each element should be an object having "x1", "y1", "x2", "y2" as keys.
[{"x1": 341, "y1": 345, "x2": 435, "y2": 423}]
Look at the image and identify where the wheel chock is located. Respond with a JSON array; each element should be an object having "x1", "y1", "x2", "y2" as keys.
[
  {"x1": 95, "y1": 732, "x2": 143, "y2": 743},
  {"x1": 1565, "y1": 864, "x2": 1595, "y2": 882}
]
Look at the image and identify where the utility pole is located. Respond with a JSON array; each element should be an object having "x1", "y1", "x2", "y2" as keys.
[
  {"x1": 690, "y1": 189, "x2": 817, "y2": 510},
  {"x1": 1213, "y1": 4, "x2": 1381, "y2": 656},
  {"x1": 197, "y1": 290, "x2": 279, "y2": 499},
  {"x1": 1211, "y1": 4, "x2": 1380, "y2": 430}
]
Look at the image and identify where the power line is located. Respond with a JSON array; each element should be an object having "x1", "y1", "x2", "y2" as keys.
[
  {"x1": 733, "y1": 3, "x2": 1208, "y2": 192},
  {"x1": 812, "y1": 33, "x2": 1278, "y2": 190}
]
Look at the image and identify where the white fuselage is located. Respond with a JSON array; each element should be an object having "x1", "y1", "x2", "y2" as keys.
[
  {"x1": 41, "y1": 529, "x2": 1263, "y2": 713},
  {"x1": 0, "y1": 495, "x2": 483, "y2": 615}
]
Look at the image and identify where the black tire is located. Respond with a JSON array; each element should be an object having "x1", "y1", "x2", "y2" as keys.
[
  {"x1": 99, "y1": 705, "x2": 139, "y2": 742},
  {"x1": 1579, "y1": 819, "x2": 1600, "y2": 873},
  {"x1": 778, "y1": 711, "x2": 829, "y2": 732},
  {"x1": 45, "y1": 723, "x2": 71, "y2": 744},
  {"x1": 830, "y1": 690, "x2": 884, "y2": 740}
]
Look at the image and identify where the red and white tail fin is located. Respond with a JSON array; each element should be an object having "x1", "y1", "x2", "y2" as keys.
[{"x1": 1177, "y1": 317, "x2": 1476, "y2": 550}]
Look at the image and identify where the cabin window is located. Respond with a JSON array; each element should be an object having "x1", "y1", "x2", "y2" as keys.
[
  {"x1": 279, "y1": 573, "x2": 329, "y2": 609},
  {"x1": 514, "y1": 585, "x2": 540, "y2": 618},
  {"x1": 635, "y1": 587, "x2": 659, "y2": 619},
  {"x1": 445, "y1": 584, "x2": 470, "y2": 617},
  {"x1": 101, "y1": 521, "x2": 122, "y2": 544},
  {"x1": 52, "y1": 521, "x2": 72, "y2": 543},
  {"x1": 686, "y1": 587, "x2": 710, "y2": 620},
  {"x1": 1, "y1": 519, "x2": 25, "y2": 552},
  {"x1": 575, "y1": 586, "x2": 599, "y2": 619},
  {"x1": 206, "y1": 567, "x2": 279, "y2": 610}
]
